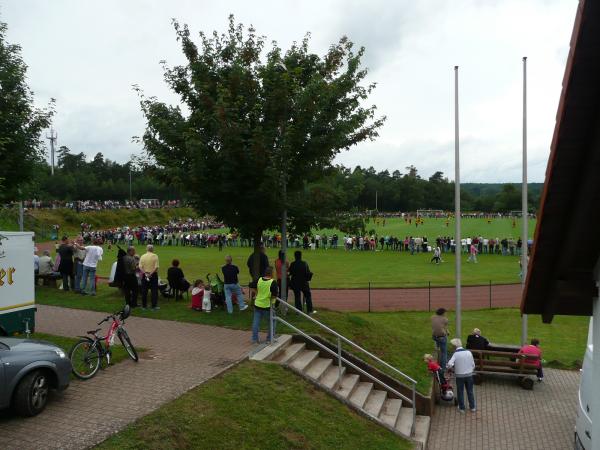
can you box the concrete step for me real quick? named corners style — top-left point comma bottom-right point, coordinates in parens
top-left (304, 357), bottom-right (333, 381)
top-left (379, 398), bottom-right (402, 428)
top-left (414, 415), bottom-right (431, 450)
top-left (321, 365), bottom-right (346, 390)
top-left (249, 334), bottom-right (292, 361)
top-left (395, 407), bottom-right (414, 438)
top-left (336, 373), bottom-right (360, 399)
top-left (363, 389), bottom-right (387, 418)
top-left (349, 382), bottom-right (374, 409)
top-left (289, 350), bottom-right (319, 372)
top-left (273, 343), bottom-right (305, 364)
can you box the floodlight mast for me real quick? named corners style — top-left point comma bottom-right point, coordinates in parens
top-left (46, 127), bottom-right (58, 176)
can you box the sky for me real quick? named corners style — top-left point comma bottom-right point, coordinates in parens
top-left (2, 0), bottom-right (578, 182)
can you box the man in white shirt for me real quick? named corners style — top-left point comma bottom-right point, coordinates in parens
top-left (447, 338), bottom-right (476, 413)
top-left (79, 239), bottom-right (104, 296)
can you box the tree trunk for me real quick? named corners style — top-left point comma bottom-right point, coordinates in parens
top-left (251, 230), bottom-right (263, 283)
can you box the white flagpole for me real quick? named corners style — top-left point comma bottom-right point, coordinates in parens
top-left (454, 65), bottom-right (462, 339)
top-left (521, 57), bottom-right (528, 345)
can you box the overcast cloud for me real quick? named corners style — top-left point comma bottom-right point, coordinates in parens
top-left (2, 0), bottom-right (577, 182)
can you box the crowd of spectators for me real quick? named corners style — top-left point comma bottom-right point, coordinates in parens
top-left (75, 215), bottom-right (532, 259)
top-left (7, 199), bottom-right (183, 211)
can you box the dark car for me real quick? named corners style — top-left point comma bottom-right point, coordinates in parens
top-left (0, 337), bottom-right (71, 416)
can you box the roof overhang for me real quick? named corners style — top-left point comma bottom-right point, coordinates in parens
top-left (521, 0), bottom-right (600, 323)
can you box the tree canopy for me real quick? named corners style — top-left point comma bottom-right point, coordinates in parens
top-left (22, 148), bottom-right (179, 201)
top-left (136, 16), bottom-right (385, 242)
top-left (326, 165), bottom-right (540, 213)
top-left (15, 150), bottom-right (541, 213)
top-left (0, 19), bottom-right (54, 201)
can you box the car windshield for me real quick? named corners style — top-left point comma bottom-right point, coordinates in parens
top-left (0, 341), bottom-right (8, 350)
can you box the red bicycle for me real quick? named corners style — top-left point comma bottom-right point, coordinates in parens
top-left (70, 305), bottom-right (138, 380)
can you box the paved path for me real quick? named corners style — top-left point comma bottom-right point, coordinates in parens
top-left (428, 368), bottom-right (579, 450)
top-left (0, 305), bottom-right (253, 450)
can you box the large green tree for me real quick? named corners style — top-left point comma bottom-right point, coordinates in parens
top-left (0, 19), bottom-right (54, 201)
top-left (136, 17), bottom-right (384, 251)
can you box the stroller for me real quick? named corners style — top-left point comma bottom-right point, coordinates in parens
top-left (206, 273), bottom-right (227, 309)
top-left (429, 366), bottom-right (455, 404)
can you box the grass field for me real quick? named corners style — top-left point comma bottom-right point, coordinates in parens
top-left (317, 216), bottom-right (536, 241)
top-left (1, 207), bottom-right (535, 241)
top-left (36, 285), bottom-right (587, 394)
top-left (96, 361), bottom-right (412, 450)
top-left (1, 206), bottom-right (534, 242)
top-left (2, 207), bottom-right (536, 287)
top-left (93, 243), bottom-right (523, 288)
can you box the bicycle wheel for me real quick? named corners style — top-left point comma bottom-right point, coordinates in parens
top-left (118, 329), bottom-right (139, 362)
top-left (70, 339), bottom-right (101, 379)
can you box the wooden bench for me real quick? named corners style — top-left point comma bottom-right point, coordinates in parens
top-left (36, 274), bottom-right (59, 288)
top-left (470, 348), bottom-right (540, 390)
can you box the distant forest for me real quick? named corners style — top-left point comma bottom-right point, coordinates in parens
top-left (24, 148), bottom-right (542, 213)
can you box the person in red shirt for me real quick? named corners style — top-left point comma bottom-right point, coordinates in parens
top-left (519, 338), bottom-right (543, 381)
top-left (425, 354), bottom-right (441, 371)
top-left (424, 354), bottom-right (446, 384)
top-left (190, 279), bottom-right (204, 311)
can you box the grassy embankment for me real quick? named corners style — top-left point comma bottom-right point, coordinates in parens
top-left (96, 361), bottom-right (413, 450)
top-left (0, 207), bottom-right (196, 239)
top-left (37, 286), bottom-right (587, 395)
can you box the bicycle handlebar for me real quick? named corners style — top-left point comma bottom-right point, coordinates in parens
top-left (97, 315), bottom-right (114, 325)
top-left (96, 309), bottom-right (125, 326)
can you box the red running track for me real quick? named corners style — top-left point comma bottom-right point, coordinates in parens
top-left (309, 283), bottom-right (522, 312)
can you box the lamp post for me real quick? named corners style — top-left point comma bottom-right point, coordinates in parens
top-left (521, 57), bottom-right (528, 345)
top-left (454, 65), bottom-right (462, 339)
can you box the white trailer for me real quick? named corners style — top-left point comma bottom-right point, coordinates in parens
top-left (575, 318), bottom-right (593, 449)
top-left (0, 232), bottom-right (35, 335)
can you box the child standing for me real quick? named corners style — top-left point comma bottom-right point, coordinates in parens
top-left (424, 354), bottom-right (446, 384)
top-left (468, 243), bottom-right (478, 263)
top-left (430, 246), bottom-right (442, 265)
top-left (202, 283), bottom-right (212, 313)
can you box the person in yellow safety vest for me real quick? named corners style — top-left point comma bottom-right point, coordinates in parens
top-left (251, 266), bottom-right (279, 344)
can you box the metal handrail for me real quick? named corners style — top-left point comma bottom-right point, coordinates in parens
top-left (273, 298), bottom-right (417, 385)
top-left (270, 299), bottom-right (417, 437)
top-left (276, 315), bottom-right (413, 405)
